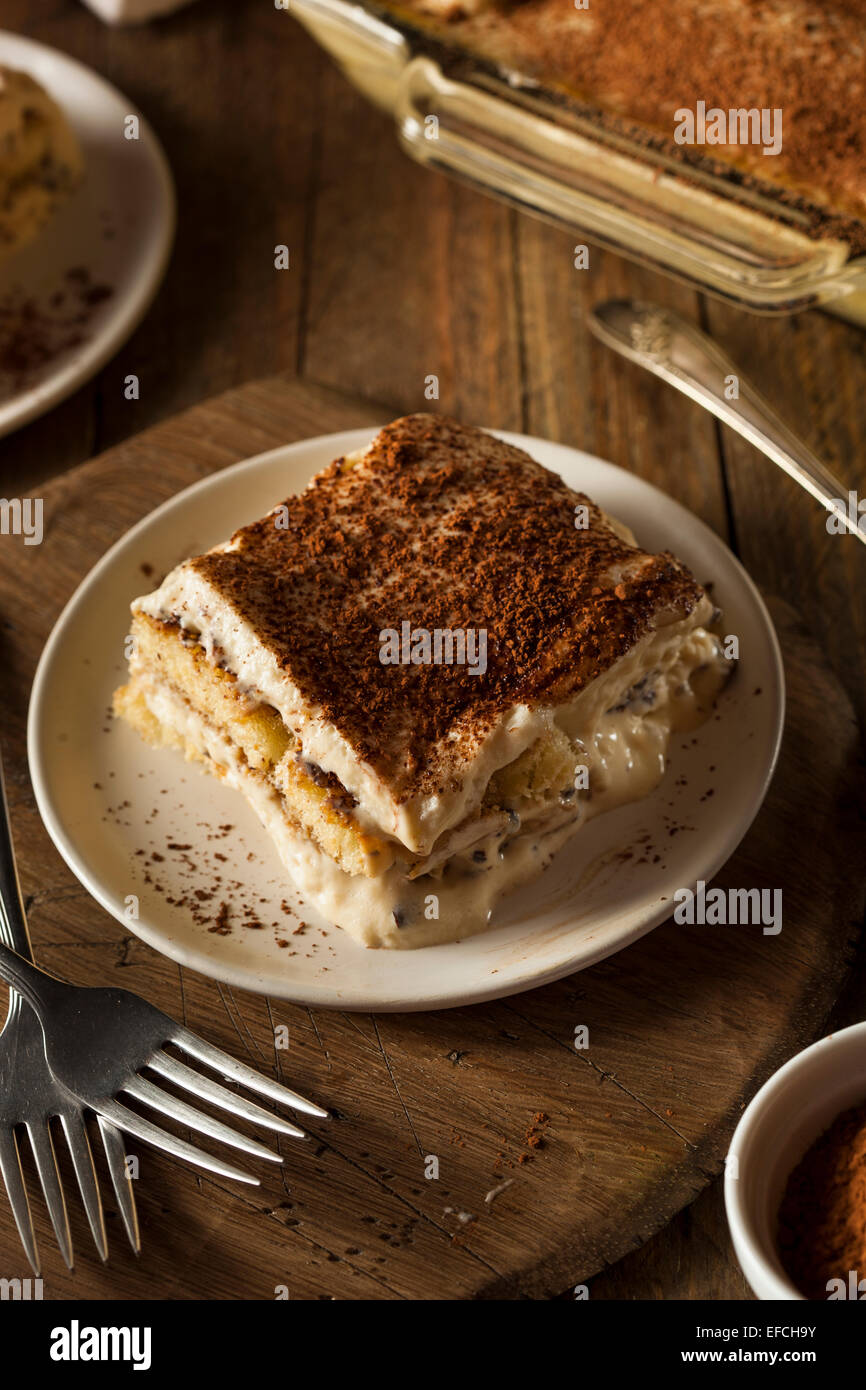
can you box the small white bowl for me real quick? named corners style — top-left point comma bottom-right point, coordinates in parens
top-left (725, 1021), bottom-right (866, 1300)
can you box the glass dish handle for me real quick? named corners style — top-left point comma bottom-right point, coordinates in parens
top-left (394, 55), bottom-right (850, 311)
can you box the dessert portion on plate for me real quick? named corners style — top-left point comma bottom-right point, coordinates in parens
top-left (114, 415), bottom-right (730, 949)
top-left (396, 0), bottom-right (866, 251)
top-left (0, 64), bottom-right (84, 262)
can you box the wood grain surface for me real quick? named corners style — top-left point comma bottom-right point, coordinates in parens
top-left (0, 375), bottom-right (862, 1301)
top-left (1, 0), bottom-right (865, 1299)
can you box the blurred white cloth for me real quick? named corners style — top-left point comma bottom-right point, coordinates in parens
top-left (80, 0), bottom-right (198, 21)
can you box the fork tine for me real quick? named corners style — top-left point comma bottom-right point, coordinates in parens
top-left (26, 1121), bottom-right (73, 1270)
top-left (59, 1112), bottom-right (107, 1263)
top-left (97, 1116), bottom-right (140, 1255)
top-left (123, 1075), bottom-right (283, 1163)
top-left (148, 1051), bottom-right (307, 1139)
top-left (171, 1027), bottom-right (329, 1118)
top-left (0, 1127), bottom-right (39, 1276)
top-left (97, 1098), bottom-right (260, 1186)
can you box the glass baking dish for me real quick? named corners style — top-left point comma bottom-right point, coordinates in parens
top-left (289, 0), bottom-right (866, 319)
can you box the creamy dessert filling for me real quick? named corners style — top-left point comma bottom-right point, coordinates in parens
top-left (114, 414), bottom-right (732, 950)
top-left (0, 65), bottom-right (84, 261)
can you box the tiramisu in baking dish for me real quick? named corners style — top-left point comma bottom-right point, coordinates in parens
top-left (114, 415), bottom-right (730, 949)
top-left (394, 0), bottom-right (866, 252)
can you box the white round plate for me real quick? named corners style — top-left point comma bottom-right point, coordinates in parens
top-left (0, 31), bottom-right (174, 437)
top-left (28, 428), bottom-right (784, 1010)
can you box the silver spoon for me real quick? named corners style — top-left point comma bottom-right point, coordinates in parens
top-left (589, 300), bottom-right (866, 546)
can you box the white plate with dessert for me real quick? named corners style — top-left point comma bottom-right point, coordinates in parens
top-left (28, 419), bottom-right (784, 1010)
top-left (0, 31), bottom-right (174, 437)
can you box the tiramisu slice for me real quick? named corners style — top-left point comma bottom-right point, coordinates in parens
top-left (114, 415), bottom-right (730, 949)
top-left (0, 65), bottom-right (84, 262)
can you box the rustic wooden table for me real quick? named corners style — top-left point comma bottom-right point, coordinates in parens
top-left (2, 0), bottom-right (865, 1299)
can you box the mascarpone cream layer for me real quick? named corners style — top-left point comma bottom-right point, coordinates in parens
top-left (138, 548), bottom-right (718, 858)
top-left (129, 621), bottom-right (724, 948)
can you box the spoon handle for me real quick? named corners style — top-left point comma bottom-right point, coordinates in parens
top-left (589, 300), bottom-right (865, 545)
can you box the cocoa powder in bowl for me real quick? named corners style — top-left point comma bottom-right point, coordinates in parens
top-left (777, 1098), bottom-right (866, 1299)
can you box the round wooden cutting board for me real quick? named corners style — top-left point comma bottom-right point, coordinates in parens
top-left (0, 376), bottom-right (862, 1300)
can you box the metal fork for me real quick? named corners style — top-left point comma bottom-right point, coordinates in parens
top-left (0, 759), bottom-right (327, 1272)
top-left (0, 938), bottom-right (327, 1189)
top-left (0, 756), bottom-right (139, 1274)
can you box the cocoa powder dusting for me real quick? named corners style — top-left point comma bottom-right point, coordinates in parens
top-left (208, 902), bottom-right (232, 936)
top-left (191, 415), bottom-right (704, 799)
top-left (0, 266), bottom-right (113, 396)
